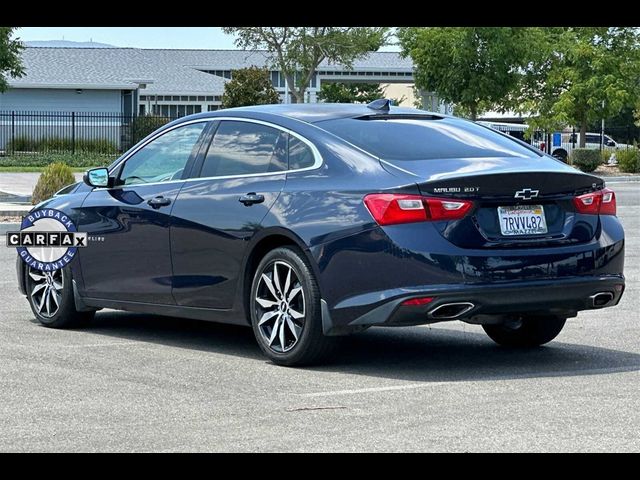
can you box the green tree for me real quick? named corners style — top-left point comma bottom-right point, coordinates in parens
top-left (521, 27), bottom-right (640, 147)
top-left (318, 82), bottom-right (385, 103)
top-left (398, 27), bottom-right (536, 120)
top-left (318, 82), bottom-right (405, 105)
top-left (0, 27), bottom-right (24, 92)
top-left (221, 66), bottom-right (280, 108)
top-left (222, 27), bottom-right (389, 104)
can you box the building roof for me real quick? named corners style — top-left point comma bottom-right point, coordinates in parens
top-left (9, 47), bottom-right (413, 96)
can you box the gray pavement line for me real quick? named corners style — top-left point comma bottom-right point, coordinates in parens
top-left (299, 382), bottom-right (449, 397)
top-left (285, 405), bottom-right (348, 412)
top-left (299, 366), bottom-right (640, 398)
top-left (56, 341), bottom-right (146, 348)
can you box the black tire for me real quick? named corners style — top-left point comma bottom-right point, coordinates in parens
top-left (482, 315), bottom-right (566, 348)
top-left (249, 246), bottom-right (335, 366)
top-left (24, 266), bottom-right (95, 329)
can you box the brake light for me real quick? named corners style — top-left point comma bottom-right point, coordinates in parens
top-left (573, 188), bottom-right (616, 216)
top-left (363, 194), bottom-right (474, 226)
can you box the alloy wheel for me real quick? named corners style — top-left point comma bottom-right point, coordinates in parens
top-left (255, 260), bottom-right (306, 353)
top-left (28, 268), bottom-right (63, 318)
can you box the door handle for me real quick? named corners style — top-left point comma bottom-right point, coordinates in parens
top-left (239, 192), bottom-right (265, 206)
top-left (147, 196), bottom-right (172, 209)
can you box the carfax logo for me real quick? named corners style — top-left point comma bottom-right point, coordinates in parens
top-left (6, 208), bottom-right (87, 271)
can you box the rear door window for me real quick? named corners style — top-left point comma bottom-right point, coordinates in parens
top-left (288, 135), bottom-right (316, 170)
top-left (200, 120), bottom-right (287, 177)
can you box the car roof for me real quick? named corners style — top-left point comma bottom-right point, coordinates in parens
top-left (187, 103), bottom-right (446, 124)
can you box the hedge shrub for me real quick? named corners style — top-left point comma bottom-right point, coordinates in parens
top-left (570, 148), bottom-right (602, 172)
top-left (132, 115), bottom-right (171, 143)
top-left (32, 162), bottom-right (77, 204)
top-left (7, 136), bottom-right (118, 155)
top-left (616, 148), bottom-right (640, 173)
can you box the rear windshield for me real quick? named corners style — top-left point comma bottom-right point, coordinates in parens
top-left (318, 117), bottom-right (539, 160)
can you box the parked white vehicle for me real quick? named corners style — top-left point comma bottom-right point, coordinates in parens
top-left (547, 132), bottom-right (633, 163)
top-left (479, 121), bottom-right (633, 164)
top-left (478, 121), bottom-right (529, 142)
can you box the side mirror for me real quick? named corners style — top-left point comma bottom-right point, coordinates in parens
top-left (606, 140), bottom-right (616, 147)
top-left (83, 167), bottom-right (110, 188)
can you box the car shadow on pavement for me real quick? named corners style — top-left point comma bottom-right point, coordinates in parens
top-left (315, 326), bottom-right (640, 383)
top-left (76, 311), bottom-right (266, 360)
top-left (69, 310), bottom-right (640, 383)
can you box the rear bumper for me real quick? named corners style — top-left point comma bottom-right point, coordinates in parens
top-left (321, 275), bottom-right (625, 335)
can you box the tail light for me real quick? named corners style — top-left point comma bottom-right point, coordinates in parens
top-left (600, 188), bottom-right (617, 215)
top-left (364, 194), bottom-right (474, 226)
top-left (573, 188), bottom-right (616, 216)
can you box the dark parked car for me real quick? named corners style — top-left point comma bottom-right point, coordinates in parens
top-left (16, 102), bottom-right (625, 366)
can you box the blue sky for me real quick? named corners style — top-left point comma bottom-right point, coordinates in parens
top-left (15, 27), bottom-right (400, 51)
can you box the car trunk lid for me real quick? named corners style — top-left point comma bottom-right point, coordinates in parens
top-left (381, 157), bottom-right (604, 248)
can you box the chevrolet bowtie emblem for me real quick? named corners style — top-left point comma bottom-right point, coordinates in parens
top-left (514, 188), bottom-right (540, 200)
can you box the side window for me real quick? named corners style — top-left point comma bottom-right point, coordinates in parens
top-left (586, 134), bottom-right (601, 144)
top-left (119, 122), bottom-right (206, 185)
top-left (200, 121), bottom-right (287, 177)
top-left (288, 135), bottom-right (316, 170)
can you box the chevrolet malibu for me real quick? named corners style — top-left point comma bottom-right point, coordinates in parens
top-left (16, 102), bottom-right (625, 366)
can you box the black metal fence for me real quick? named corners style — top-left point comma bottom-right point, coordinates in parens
top-left (0, 111), bottom-right (179, 157)
top-left (1, 110), bottom-right (638, 160)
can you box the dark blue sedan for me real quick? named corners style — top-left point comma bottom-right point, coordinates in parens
top-left (16, 101), bottom-right (625, 366)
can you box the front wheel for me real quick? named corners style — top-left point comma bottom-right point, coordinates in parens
top-left (25, 266), bottom-right (95, 328)
top-left (482, 315), bottom-right (566, 347)
top-left (250, 247), bottom-right (335, 366)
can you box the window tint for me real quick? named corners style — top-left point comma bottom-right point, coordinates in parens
top-left (200, 121), bottom-right (287, 177)
top-left (318, 117), bottom-right (539, 160)
top-left (586, 134), bottom-right (601, 144)
top-left (288, 135), bottom-right (316, 170)
top-left (119, 122), bottom-right (206, 185)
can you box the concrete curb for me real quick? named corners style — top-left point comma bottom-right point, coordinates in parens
top-left (0, 192), bottom-right (31, 203)
top-left (0, 212), bottom-right (28, 218)
top-left (0, 204), bottom-right (30, 217)
top-left (0, 223), bottom-right (21, 233)
top-left (598, 176), bottom-right (640, 183)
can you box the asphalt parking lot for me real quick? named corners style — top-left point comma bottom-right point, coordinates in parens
top-left (0, 183), bottom-right (638, 452)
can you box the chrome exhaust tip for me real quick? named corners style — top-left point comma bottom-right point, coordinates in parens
top-left (590, 292), bottom-right (614, 308)
top-left (428, 302), bottom-right (475, 319)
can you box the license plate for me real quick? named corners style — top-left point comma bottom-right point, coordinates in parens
top-left (498, 205), bottom-right (548, 236)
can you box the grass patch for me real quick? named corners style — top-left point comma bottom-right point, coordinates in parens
top-left (0, 153), bottom-right (114, 170)
top-left (0, 166), bottom-right (90, 172)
